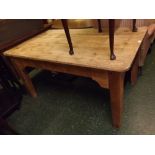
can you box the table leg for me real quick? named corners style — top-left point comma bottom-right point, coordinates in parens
top-left (109, 19), bottom-right (116, 60)
top-left (130, 52), bottom-right (139, 85)
top-left (11, 59), bottom-right (37, 97)
top-left (61, 19), bottom-right (74, 55)
top-left (97, 19), bottom-right (102, 32)
top-left (108, 71), bottom-right (125, 128)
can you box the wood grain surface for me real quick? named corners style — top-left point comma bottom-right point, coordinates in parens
top-left (4, 27), bottom-right (147, 72)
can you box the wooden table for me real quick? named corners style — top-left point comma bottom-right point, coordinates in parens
top-left (4, 27), bottom-right (147, 128)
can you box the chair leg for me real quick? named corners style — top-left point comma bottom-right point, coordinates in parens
top-left (109, 19), bottom-right (116, 60)
top-left (132, 19), bottom-right (138, 32)
top-left (97, 19), bottom-right (102, 32)
top-left (61, 19), bottom-right (74, 55)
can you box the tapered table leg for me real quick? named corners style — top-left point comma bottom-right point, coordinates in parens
top-left (109, 19), bottom-right (116, 60)
top-left (130, 52), bottom-right (139, 85)
top-left (11, 59), bottom-right (37, 98)
top-left (132, 19), bottom-right (138, 32)
top-left (97, 19), bottom-right (102, 32)
top-left (61, 19), bottom-right (74, 55)
top-left (108, 71), bottom-right (125, 128)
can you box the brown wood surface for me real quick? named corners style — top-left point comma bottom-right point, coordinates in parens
top-left (109, 71), bottom-right (125, 128)
top-left (4, 27), bottom-right (147, 72)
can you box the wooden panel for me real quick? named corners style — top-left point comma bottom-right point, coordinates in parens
top-left (4, 27), bottom-right (147, 72)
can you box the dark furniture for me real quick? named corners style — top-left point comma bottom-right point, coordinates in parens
top-left (0, 19), bottom-right (51, 134)
top-left (0, 56), bottom-right (22, 134)
top-left (0, 19), bottom-right (50, 52)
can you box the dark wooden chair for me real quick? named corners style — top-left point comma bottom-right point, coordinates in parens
top-left (133, 19), bottom-right (138, 32)
top-left (61, 19), bottom-right (116, 59)
top-left (61, 19), bottom-right (137, 60)
top-left (61, 19), bottom-right (103, 55)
